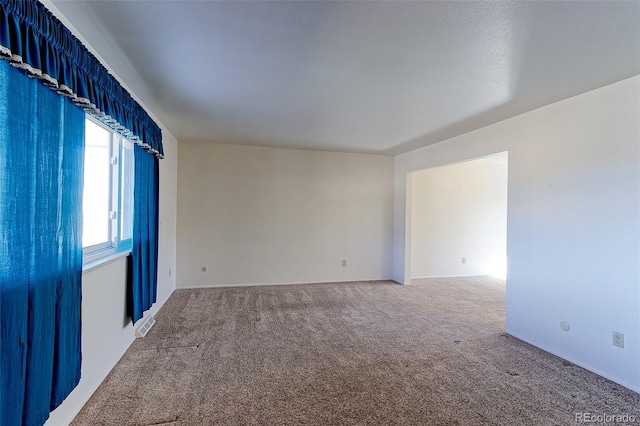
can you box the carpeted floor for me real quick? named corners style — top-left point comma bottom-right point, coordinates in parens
top-left (72, 277), bottom-right (639, 425)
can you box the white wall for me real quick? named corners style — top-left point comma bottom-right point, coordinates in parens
top-left (394, 76), bottom-right (640, 392)
top-left (177, 142), bottom-right (394, 287)
top-left (410, 155), bottom-right (508, 278)
top-left (45, 131), bottom-right (178, 426)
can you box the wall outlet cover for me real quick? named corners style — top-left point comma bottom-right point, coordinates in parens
top-left (612, 331), bottom-right (624, 348)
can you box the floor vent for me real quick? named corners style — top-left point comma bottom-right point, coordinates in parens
top-left (135, 316), bottom-right (156, 338)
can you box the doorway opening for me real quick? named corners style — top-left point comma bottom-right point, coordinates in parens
top-left (407, 152), bottom-right (508, 281)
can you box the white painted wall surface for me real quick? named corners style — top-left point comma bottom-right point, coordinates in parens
top-left (410, 156), bottom-right (508, 278)
top-left (45, 131), bottom-right (178, 426)
top-left (45, 258), bottom-right (133, 426)
top-left (177, 142), bottom-right (394, 287)
top-left (394, 76), bottom-right (640, 392)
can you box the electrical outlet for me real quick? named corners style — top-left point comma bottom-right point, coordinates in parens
top-left (462, 257), bottom-right (466, 264)
top-left (613, 331), bottom-right (624, 348)
top-left (342, 260), bottom-right (347, 267)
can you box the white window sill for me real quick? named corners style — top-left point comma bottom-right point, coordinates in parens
top-left (82, 250), bottom-right (131, 274)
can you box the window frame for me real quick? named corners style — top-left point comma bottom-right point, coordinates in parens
top-left (82, 115), bottom-right (134, 266)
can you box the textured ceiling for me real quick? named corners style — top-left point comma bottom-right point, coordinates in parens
top-left (49, 1), bottom-right (640, 155)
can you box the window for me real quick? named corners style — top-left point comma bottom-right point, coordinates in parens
top-left (82, 117), bottom-right (135, 263)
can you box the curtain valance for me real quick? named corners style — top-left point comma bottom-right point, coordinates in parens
top-left (0, 0), bottom-right (164, 158)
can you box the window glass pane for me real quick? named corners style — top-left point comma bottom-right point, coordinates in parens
top-left (83, 119), bottom-right (111, 248)
top-left (120, 139), bottom-right (134, 241)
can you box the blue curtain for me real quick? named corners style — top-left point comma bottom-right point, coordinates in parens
top-left (0, 0), bottom-right (163, 158)
top-left (0, 0), bottom-right (164, 421)
top-left (128, 144), bottom-right (160, 323)
top-left (0, 59), bottom-right (84, 426)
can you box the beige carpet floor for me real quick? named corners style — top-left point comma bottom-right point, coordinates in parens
top-left (72, 277), bottom-right (639, 425)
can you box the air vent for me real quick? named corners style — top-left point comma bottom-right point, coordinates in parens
top-left (135, 316), bottom-right (156, 338)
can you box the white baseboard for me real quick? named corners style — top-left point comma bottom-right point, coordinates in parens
top-left (178, 278), bottom-right (397, 289)
top-left (411, 274), bottom-right (486, 279)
